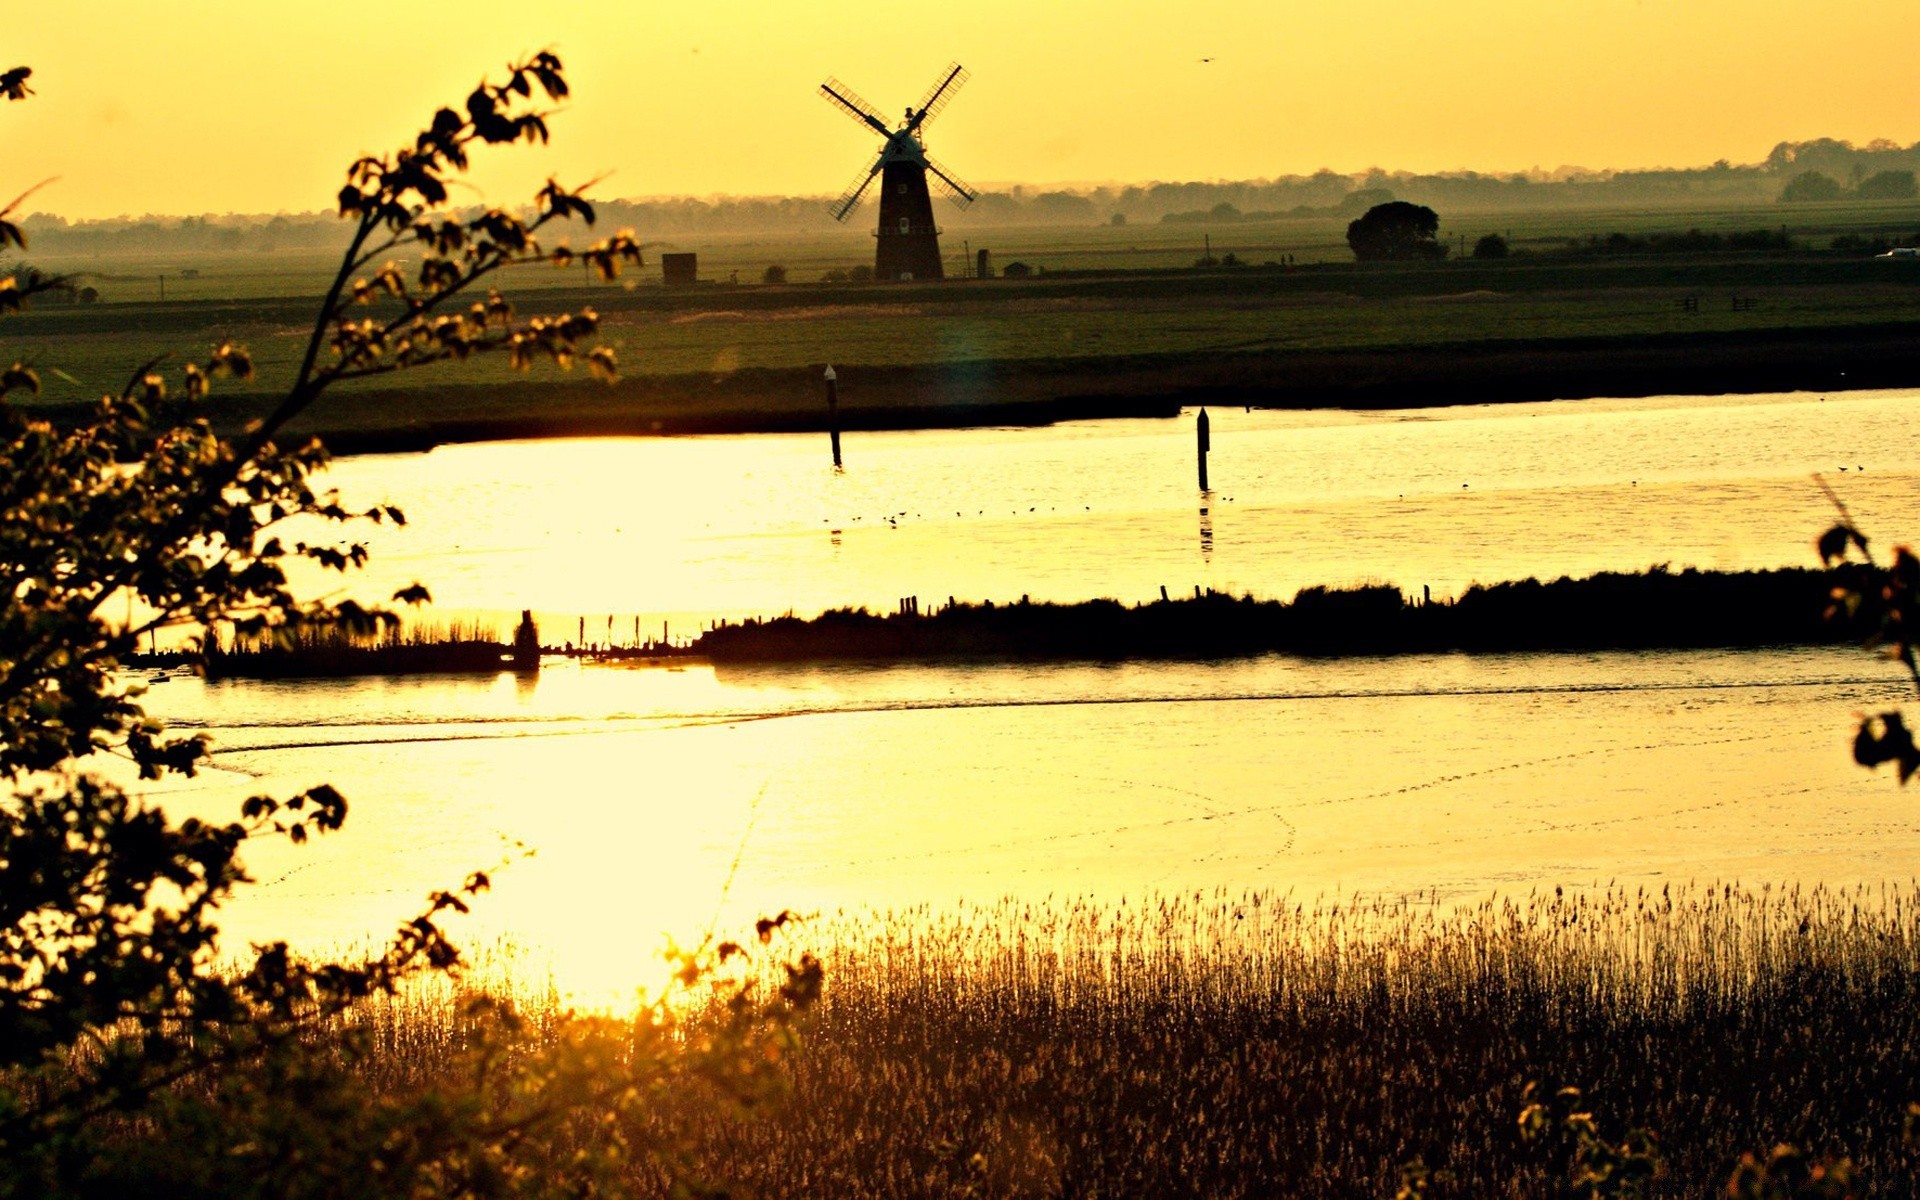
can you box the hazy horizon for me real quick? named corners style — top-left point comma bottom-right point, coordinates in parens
top-left (8, 0), bottom-right (1917, 222)
top-left (13, 134), bottom-right (1915, 226)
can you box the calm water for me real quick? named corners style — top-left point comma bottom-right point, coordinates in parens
top-left (129, 387), bottom-right (1920, 997)
top-left (298, 387), bottom-right (1920, 637)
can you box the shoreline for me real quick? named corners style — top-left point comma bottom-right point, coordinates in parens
top-left (144, 568), bottom-right (1853, 677)
top-left (55, 320), bottom-right (1916, 456)
top-left (689, 568), bottom-right (1845, 665)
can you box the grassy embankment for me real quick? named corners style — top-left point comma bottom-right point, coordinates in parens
top-left (179, 568), bottom-right (1846, 677)
top-left (693, 566), bottom-right (1841, 663)
top-left (349, 886), bottom-right (1920, 1196)
top-left (11, 199), bottom-right (1920, 453)
top-left (199, 619), bottom-right (515, 679)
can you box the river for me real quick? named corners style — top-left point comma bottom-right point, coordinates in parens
top-left (129, 387), bottom-right (1920, 998)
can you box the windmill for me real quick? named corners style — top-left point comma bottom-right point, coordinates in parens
top-left (820, 63), bottom-right (977, 281)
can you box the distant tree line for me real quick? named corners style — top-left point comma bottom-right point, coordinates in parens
top-left (1560, 227), bottom-right (1794, 256)
top-left (1779, 168), bottom-right (1917, 203)
top-left (17, 136), bottom-right (1920, 257)
top-left (19, 210), bottom-right (355, 255)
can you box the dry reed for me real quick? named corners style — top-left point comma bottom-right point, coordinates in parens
top-left (336, 885), bottom-right (1920, 1196)
top-left (715, 884), bottom-right (1920, 1196)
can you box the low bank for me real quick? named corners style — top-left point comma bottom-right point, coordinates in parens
top-left (135, 568), bottom-right (1853, 680)
top-left (691, 567), bottom-right (1846, 664)
top-left (110, 321), bottom-right (1920, 455)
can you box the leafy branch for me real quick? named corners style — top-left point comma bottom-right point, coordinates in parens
top-left (1815, 475), bottom-right (1920, 781)
top-left (0, 56), bottom-right (818, 1195)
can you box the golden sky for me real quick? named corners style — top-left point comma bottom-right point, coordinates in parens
top-left (8, 0), bottom-right (1918, 219)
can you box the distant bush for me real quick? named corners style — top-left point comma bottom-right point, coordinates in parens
top-left (1029, 191), bottom-right (1098, 223)
top-left (1108, 212), bottom-right (1127, 226)
top-left (1472, 233), bottom-right (1510, 259)
top-left (822, 268), bottom-right (849, 283)
top-left (1162, 201), bottom-right (1297, 226)
top-left (1563, 227), bottom-right (1791, 256)
top-left (761, 264), bottom-right (787, 284)
top-left (1856, 169), bottom-right (1918, 200)
top-left (1001, 261), bottom-right (1032, 279)
top-left (1346, 201), bottom-right (1446, 261)
top-left (1831, 233), bottom-right (1894, 252)
top-left (848, 264), bottom-right (874, 283)
top-left (1780, 170), bottom-right (1844, 202)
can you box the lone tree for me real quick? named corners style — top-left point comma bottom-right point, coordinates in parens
top-left (1856, 169), bottom-right (1918, 201)
top-left (1779, 170), bottom-right (1844, 203)
top-left (0, 57), bottom-right (816, 1197)
top-left (1346, 201), bottom-right (1448, 261)
top-left (1473, 232), bottom-right (1511, 260)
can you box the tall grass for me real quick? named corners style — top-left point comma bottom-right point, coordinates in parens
top-left (220, 618), bottom-right (502, 652)
top-left (326, 885), bottom-right (1920, 1195)
top-left (722, 886), bottom-right (1920, 1196)
top-left (204, 619), bottom-right (510, 679)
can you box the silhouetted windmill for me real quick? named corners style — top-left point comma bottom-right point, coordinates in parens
top-left (820, 63), bottom-right (977, 281)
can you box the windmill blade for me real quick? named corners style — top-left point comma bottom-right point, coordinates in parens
top-left (909, 63), bottom-right (969, 134)
top-left (925, 155), bottom-right (978, 208)
top-left (828, 158), bottom-right (884, 222)
top-left (820, 77), bottom-right (892, 136)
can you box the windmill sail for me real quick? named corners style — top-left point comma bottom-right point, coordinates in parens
top-left (829, 158), bottom-right (884, 222)
top-left (924, 154), bottom-right (977, 207)
top-left (819, 78), bottom-right (891, 135)
top-left (910, 63), bottom-right (969, 133)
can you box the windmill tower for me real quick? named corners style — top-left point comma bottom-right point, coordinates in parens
top-left (820, 63), bottom-right (978, 281)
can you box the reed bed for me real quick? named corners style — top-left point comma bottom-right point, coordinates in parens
top-left (695, 567), bottom-right (1842, 664)
top-left (328, 885), bottom-right (1920, 1196)
top-left (203, 619), bottom-right (511, 679)
top-left (710, 885), bottom-right (1920, 1197)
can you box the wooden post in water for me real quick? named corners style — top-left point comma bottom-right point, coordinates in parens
top-left (1196, 408), bottom-right (1211, 492)
top-left (511, 609), bottom-right (540, 672)
top-left (824, 365), bottom-right (842, 469)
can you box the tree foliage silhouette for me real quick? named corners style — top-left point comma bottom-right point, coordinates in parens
top-left (1346, 201), bottom-right (1447, 262)
top-left (1779, 170), bottom-right (1843, 203)
top-left (0, 57), bottom-right (816, 1199)
top-left (1816, 483), bottom-right (1920, 785)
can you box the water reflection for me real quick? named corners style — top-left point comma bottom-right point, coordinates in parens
top-left (295, 389), bottom-right (1920, 639)
top-left (123, 388), bottom-right (1920, 1000)
top-left (134, 645), bottom-right (1919, 1001)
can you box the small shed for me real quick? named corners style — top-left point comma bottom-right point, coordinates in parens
top-left (661, 253), bottom-right (698, 287)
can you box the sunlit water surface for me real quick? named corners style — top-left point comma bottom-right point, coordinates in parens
top-left (299, 387), bottom-right (1920, 634)
top-left (126, 388), bottom-right (1920, 999)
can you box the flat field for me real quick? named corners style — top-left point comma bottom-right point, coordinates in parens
top-left (10, 196), bottom-right (1920, 446)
